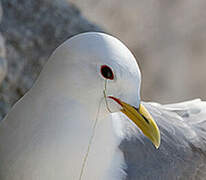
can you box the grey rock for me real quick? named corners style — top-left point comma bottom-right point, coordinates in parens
top-left (0, 2), bottom-right (7, 89)
top-left (0, 0), bottom-right (102, 118)
top-left (0, 2), bottom-right (2, 22)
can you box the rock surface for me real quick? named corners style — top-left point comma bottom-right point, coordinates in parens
top-left (0, 0), bottom-right (101, 119)
top-left (0, 2), bottom-right (7, 90)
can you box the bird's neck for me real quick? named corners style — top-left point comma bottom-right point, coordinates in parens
top-left (24, 86), bottom-right (124, 180)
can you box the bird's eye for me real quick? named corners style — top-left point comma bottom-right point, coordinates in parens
top-left (100, 65), bottom-right (114, 80)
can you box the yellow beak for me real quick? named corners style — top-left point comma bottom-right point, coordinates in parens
top-left (108, 97), bottom-right (161, 148)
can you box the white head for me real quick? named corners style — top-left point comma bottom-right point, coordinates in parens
top-left (37, 32), bottom-right (160, 148)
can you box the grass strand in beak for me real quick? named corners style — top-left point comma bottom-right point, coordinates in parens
top-left (103, 79), bottom-right (112, 113)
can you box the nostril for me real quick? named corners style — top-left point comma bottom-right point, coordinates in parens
top-left (133, 106), bottom-right (150, 124)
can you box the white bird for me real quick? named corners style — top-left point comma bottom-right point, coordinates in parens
top-left (0, 32), bottom-right (205, 180)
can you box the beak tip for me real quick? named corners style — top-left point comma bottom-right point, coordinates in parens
top-left (154, 141), bottom-right (160, 149)
top-left (153, 133), bottom-right (161, 149)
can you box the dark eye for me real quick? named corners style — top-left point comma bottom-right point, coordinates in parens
top-left (100, 65), bottom-right (114, 80)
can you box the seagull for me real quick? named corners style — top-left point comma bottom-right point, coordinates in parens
top-left (0, 32), bottom-right (205, 180)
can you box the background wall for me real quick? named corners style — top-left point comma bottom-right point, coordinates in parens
top-left (69, 0), bottom-right (206, 103)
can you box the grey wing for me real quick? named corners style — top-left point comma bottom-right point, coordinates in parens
top-left (117, 99), bottom-right (206, 180)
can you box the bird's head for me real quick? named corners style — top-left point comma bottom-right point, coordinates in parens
top-left (44, 32), bottom-right (160, 148)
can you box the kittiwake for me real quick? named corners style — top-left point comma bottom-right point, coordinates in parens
top-left (0, 32), bottom-right (205, 180)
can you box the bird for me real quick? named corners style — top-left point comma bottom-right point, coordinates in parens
top-left (0, 32), bottom-right (205, 180)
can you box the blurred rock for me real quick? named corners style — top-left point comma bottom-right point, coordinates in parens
top-left (0, 2), bottom-right (7, 89)
top-left (0, 34), bottom-right (7, 84)
top-left (0, 2), bottom-right (2, 22)
top-left (0, 0), bottom-right (101, 118)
